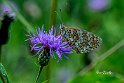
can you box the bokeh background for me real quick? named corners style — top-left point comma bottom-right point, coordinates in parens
top-left (0, 0), bottom-right (124, 83)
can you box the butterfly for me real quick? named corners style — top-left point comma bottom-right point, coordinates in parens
top-left (59, 24), bottom-right (102, 53)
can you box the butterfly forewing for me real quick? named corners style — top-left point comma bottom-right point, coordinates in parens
top-left (60, 25), bottom-right (102, 53)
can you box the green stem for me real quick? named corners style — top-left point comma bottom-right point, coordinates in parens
top-left (97, 39), bottom-right (124, 62)
top-left (47, 0), bottom-right (57, 83)
top-left (49, 0), bottom-right (57, 27)
top-left (36, 66), bottom-right (43, 83)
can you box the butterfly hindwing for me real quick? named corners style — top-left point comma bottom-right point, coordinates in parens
top-left (60, 25), bottom-right (102, 53)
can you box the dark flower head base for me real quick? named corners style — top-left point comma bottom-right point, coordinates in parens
top-left (28, 25), bottom-right (72, 60)
top-left (38, 48), bottom-right (50, 66)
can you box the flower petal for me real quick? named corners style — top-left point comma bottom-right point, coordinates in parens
top-left (35, 46), bottom-right (44, 55)
top-left (50, 48), bottom-right (55, 58)
top-left (56, 51), bottom-right (62, 59)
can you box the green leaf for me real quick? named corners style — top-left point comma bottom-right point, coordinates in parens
top-left (0, 63), bottom-right (9, 83)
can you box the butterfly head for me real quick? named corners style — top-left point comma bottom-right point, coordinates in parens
top-left (60, 24), bottom-right (65, 30)
top-left (60, 24), bottom-right (65, 35)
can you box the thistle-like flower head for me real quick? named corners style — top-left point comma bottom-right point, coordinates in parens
top-left (28, 25), bottom-right (72, 60)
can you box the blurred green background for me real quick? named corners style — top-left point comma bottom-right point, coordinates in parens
top-left (0, 0), bottom-right (124, 83)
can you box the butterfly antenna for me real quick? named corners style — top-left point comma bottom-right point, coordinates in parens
top-left (35, 66), bottom-right (43, 83)
top-left (54, 9), bottom-right (63, 24)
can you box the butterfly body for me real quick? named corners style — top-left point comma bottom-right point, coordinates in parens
top-left (60, 24), bottom-right (102, 53)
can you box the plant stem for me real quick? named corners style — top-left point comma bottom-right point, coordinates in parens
top-left (49, 0), bottom-right (57, 27)
top-left (47, 0), bottom-right (57, 83)
top-left (36, 66), bottom-right (43, 83)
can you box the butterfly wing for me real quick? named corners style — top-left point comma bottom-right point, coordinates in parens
top-left (62, 27), bottom-right (102, 53)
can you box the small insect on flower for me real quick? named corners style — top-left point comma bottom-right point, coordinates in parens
top-left (60, 24), bottom-right (102, 53)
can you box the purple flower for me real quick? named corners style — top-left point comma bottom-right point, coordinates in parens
top-left (87, 0), bottom-right (110, 11)
top-left (28, 25), bottom-right (72, 60)
top-left (1, 4), bottom-right (13, 14)
top-left (0, 2), bottom-right (16, 18)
